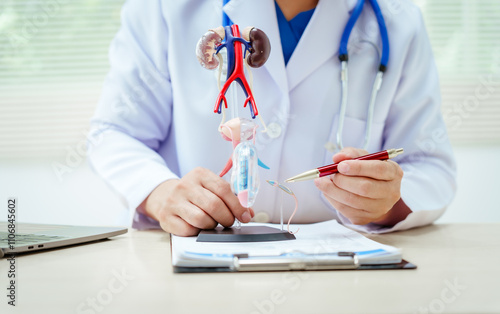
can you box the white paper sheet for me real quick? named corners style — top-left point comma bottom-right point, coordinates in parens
top-left (171, 219), bottom-right (401, 268)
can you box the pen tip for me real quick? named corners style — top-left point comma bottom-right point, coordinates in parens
top-left (387, 148), bottom-right (405, 159)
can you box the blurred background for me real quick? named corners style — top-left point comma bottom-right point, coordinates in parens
top-left (0, 0), bottom-right (499, 226)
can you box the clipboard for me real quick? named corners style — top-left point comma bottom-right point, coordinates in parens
top-left (173, 256), bottom-right (416, 273)
top-left (172, 248), bottom-right (417, 273)
top-left (170, 220), bottom-right (417, 273)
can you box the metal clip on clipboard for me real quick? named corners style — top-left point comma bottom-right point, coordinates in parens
top-left (232, 252), bottom-right (360, 272)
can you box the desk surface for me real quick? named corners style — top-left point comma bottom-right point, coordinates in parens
top-left (2, 223), bottom-right (500, 314)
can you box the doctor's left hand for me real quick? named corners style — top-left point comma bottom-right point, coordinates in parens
top-left (314, 147), bottom-right (410, 227)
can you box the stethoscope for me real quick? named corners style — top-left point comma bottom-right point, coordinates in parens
top-left (216, 0), bottom-right (389, 151)
top-left (337, 0), bottom-right (389, 150)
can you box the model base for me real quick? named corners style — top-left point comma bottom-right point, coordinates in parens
top-left (196, 225), bottom-right (296, 242)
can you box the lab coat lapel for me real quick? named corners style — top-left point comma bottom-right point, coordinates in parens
top-left (286, 0), bottom-right (351, 92)
top-left (221, 0), bottom-right (289, 95)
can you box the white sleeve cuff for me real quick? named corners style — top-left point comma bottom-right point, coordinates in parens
top-left (335, 206), bottom-right (446, 234)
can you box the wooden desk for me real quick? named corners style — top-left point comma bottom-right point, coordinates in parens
top-left (2, 224), bottom-right (499, 314)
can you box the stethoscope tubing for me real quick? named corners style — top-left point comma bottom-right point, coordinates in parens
top-left (337, 0), bottom-right (389, 151)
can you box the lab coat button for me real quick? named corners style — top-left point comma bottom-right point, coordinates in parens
top-left (266, 122), bottom-right (282, 139)
top-left (253, 212), bottom-right (270, 223)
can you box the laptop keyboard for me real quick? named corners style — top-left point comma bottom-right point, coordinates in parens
top-left (0, 232), bottom-right (66, 246)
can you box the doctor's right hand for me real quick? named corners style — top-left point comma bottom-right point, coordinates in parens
top-left (139, 167), bottom-right (254, 236)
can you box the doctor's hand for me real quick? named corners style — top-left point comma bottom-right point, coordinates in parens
top-left (140, 167), bottom-right (254, 236)
top-left (314, 147), bottom-right (411, 227)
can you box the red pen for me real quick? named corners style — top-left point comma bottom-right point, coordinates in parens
top-left (285, 148), bottom-right (404, 183)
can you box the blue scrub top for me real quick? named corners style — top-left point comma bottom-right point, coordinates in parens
top-left (275, 2), bottom-right (315, 65)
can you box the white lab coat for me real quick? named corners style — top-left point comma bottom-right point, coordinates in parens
top-left (88, 0), bottom-right (457, 233)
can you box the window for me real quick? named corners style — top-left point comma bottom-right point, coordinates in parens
top-left (0, 0), bottom-right (125, 158)
top-left (415, 0), bottom-right (500, 144)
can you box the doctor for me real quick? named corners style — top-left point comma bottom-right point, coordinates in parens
top-left (88, 0), bottom-right (456, 236)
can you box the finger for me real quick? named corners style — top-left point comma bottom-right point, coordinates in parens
top-left (159, 215), bottom-right (200, 237)
top-left (332, 147), bottom-right (368, 163)
top-left (337, 159), bottom-right (403, 181)
top-left (191, 187), bottom-right (235, 228)
top-left (323, 195), bottom-right (375, 225)
top-left (316, 177), bottom-right (391, 224)
top-left (315, 176), bottom-right (377, 211)
top-left (175, 202), bottom-right (218, 230)
top-left (314, 177), bottom-right (334, 195)
top-left (332, 174), bottom-right (393, 199)
top-left (199, 170), bottom-right (252, 223)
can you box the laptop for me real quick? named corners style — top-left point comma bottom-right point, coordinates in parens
top-left (0, 222), bottom-right (127, 258)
